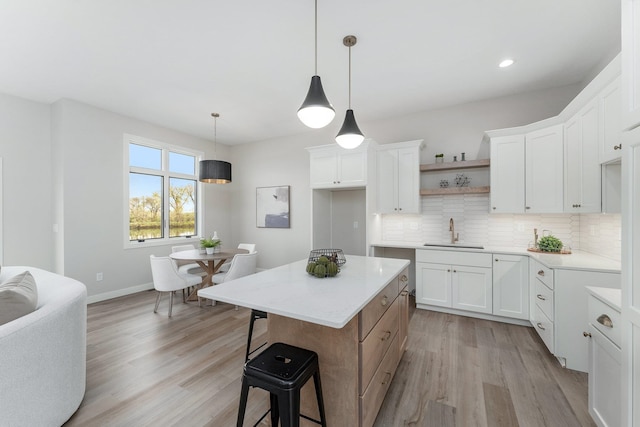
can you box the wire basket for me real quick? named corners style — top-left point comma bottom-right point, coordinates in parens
top-left (308, 249), bottom-right (346, 267)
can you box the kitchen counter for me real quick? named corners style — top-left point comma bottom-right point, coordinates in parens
top-left (197, 255), bottom-right (410, 328)
top-left (586, 286), bottom-right (622, 310)
top-left (371, 241), bottom-right (621, 273)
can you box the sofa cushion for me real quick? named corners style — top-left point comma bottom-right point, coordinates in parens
top-left (0, 271), bottom-right (38, 326)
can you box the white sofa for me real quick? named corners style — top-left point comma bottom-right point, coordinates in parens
top-left (0, 266), bottom-right (87, 427)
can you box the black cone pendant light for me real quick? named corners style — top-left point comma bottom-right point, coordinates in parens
top-left (335, 35), bottom-right (364, 149)
top-left (297, 0), bottom-right (335, 129)
top-left (199, 113), bottom-right (232, 184)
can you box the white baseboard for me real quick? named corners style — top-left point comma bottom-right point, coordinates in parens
top-left (87, 282), bottom-right (154, 304)
top-left (416, 303), bottom-right (532, 327)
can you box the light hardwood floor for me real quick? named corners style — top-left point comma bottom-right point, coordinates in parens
top-left (65, 290), bottom-right (594, 427)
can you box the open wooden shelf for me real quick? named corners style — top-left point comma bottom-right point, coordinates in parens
top-left (420, 158), bottom-right (490, 172)
top-left (420, 186), bottom-right (490, 196)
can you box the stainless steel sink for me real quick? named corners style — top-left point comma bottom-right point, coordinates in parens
top-left (423, 243), bottom-right (485, 250)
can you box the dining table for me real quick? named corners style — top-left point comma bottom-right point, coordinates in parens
top-left (169, 248), bottom-right (249, 301)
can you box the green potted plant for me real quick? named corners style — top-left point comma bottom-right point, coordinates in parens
top-left (435, 153), bottom-right (444, 164)
top-left (200, 238), bottom-right (221, 254)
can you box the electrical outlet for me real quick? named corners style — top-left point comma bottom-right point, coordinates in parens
top-left (96, 272), bottom-right (103, 281)
top-left (516, 222), bottom-right (525, 232)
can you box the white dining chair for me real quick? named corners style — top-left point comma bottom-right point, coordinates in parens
top-left (206, 252), bottom-right (258, 307)
top-left (171, 244), bottom-right (206, 276)
top-left (217, 243), bottom-right (257, 273)
top-left (150, 255), bottom-right (203, 317)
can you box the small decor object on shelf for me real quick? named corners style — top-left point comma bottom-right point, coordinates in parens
top-left (453, 155), bottom-right (457, 162)
top-left (461, 152), bottom-right (466, 161)
top-left (307, 249), bottom-right (346, 278)
top-left (439, 179), bottom-right (449, 188)
top-left (435, 153), bottom-right (444, 164)
top-left (454, 173), bottom-right (471, 187)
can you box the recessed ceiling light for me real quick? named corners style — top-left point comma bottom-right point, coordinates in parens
top-left (499, 59), bottom-right (515, 68)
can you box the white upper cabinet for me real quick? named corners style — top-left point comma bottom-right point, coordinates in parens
top-left (599, 77), bottom-right (623, 163)
top-left (375, 140), bottom-right (422, 214)
top-left (490, 125), bottom-right (564, 214)
top-left (564, 99), bottom-right (602, 213)
top-left (525, 125), bottom-right (564, 213)
top-left (308, 143), bottom-right (370, 189)
top-left (490, 135), bottom-right (525, 213)
top-left (622, 0), bottom-right (640, 130)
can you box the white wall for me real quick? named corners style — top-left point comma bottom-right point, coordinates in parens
top-left (51, 99), bottom-right (232, 300)
top-left (230, 84), bottom-right (582, 269)
top-left (0, 93), bottom-right (52, 268)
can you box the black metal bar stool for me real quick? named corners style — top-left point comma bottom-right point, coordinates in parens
top-left (237, 342), bottom-right (327, 427)
top-left (245, 309), bottom-right (268, 362)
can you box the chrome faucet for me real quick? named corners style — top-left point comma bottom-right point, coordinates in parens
top-left (449, 218), bottom-right (459, 244)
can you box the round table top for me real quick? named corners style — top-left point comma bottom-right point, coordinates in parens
top-left (169, 248), bottom-right (249, 261)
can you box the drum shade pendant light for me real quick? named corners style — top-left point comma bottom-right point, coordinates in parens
top-left (199, 113), bottom-right (232, 184)
top-left (335, 35), bottom-right (364, 149)
top-left (297, 0), bottom-right (335, 129)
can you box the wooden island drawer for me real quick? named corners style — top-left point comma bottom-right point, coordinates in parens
top-left (360, 334), bottom-right (400, 427)
top-left (359, 278), bottom-right (399, 340)
top-left (359, 297), bottom-right (399, 393)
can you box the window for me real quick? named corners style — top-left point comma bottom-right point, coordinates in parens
top-left (125, 135), bottom-right (202, 246)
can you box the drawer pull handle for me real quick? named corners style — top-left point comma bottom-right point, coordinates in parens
top-left (380, 296), bottom-right (388, 306)
top-left (614, 144), bottom-right (622, 150)
top-left (597, 314), bottom-right (613, 328)
top-left (583, 331), bottom-right (592, 338)
top-left (380, 330), bottom-right (392, 341)
top-left (537, 270), bottom-right (545, 276)
top-left (536, 323), bottom-right (545, 331)
top-left (400, 275), bottom-right (408, 282)
top-left (536, 294), bottom-right (546, 301)
top-left (400, 291), bottom-right (408, 297)
top-left (381, 371), bottom-right (392, 385)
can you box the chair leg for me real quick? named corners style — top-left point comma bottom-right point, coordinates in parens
top-left (245, 312), bottom-right (257, 362)
top-left (270, 393), bottom-right (279, 426)
top-left (278, 390), bottom-right (299, 427)
top-left (313, 371), bottom-right (327, 427)
top-left (154, 292), bottom-right (162, 313)
top-left (168, 292), bottom-right (174, 317)
top-left (236, 376), bottom-right (250, 427)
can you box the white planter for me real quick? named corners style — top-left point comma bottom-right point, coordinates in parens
top-left (205, 247), bottom-right (214, 255)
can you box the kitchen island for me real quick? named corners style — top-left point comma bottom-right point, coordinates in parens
top-left (198, 255), bottom-right (410, 427)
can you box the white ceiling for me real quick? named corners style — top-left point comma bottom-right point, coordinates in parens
top-left (0, 1), bottom-right (620, 145)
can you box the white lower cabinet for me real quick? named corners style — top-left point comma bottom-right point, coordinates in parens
top-left (586, 289), bottom-right (621, 427)
top-left (416, 250), bottom-right (492, 315)
top-left (492, 254), bottom-right (529, 320)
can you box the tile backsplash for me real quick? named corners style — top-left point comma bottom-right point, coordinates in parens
top-left (380, 194), bottom-right (621, 261)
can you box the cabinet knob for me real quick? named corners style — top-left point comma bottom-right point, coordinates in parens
top-left (495, 259), bottom-right (499, 262)
top-left (536, 323), bottom-right (545, 331)
top-left (453, 269), bottom-right (457, 273)
top-left (583, 331), bottom-right (592, 338)
top-left (614, 144), bottom-right (622, 150)
top-left (536, 294), bottom-right (546, 301)
top-left (597, 314), bottom-right (613, 328)
top-left (394, 208), bottom-right (398, 211)
top-left (399, 207), bottom-right (402, 211)
top-left (492, 207), bottom-right (496, 210)
top-left (538, 270), bottom-right (545, 276)
top-left (447, 269), bottom-right (451, 272)
top-left (525, 206), bottom-right (531, 210)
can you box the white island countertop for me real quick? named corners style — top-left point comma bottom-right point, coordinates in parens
top-left (197, 255), bottom-right (410, 329)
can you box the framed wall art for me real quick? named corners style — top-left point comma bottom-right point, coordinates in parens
top-left (256, 185), bottom-right (290, 228)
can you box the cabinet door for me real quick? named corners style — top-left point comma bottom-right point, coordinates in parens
top-left (415, 262), bottom-right (451, 308)
top-left (564, 101), bottom-right (601, 213)
top-left (622, 0), bottom-right (640, 130)
top-left (451, 265), bottom-right (492, 314)
top-left (310, 151), bottom-right (338, 188)
top-left (376, 149), bottom-right (398, 213)
top-left (492, 254), bottom-right (529, 320)
top-left (490, 135), bottom-right (525, 213)
top-left (599, 77), bottom-right (622, 163)
top-left (622, 125), bottom-right (640, 426)
top-left (396, 148), bottom-right (420, 214)
top-left (588, 325), bottom-right (622, 427)
top-left (338, 150), bottom-right (367, 187)
top-left (525, 125), bottom-right (564, 213)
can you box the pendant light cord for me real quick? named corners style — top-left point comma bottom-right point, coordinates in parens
top-left (348, 44), bottom-right (352, 108)
top-left (314, 0), bottom-right (318, 75)
top-left (211, 112), bottom-right (219, 156)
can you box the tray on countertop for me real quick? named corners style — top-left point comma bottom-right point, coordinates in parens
top-left (527, 248), bottom-right (572, 255)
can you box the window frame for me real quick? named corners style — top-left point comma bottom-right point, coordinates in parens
top-left (123, 134), bottom-right (204, 249)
